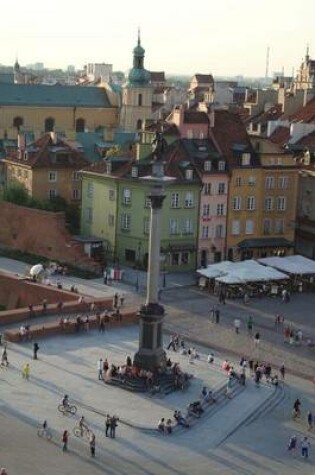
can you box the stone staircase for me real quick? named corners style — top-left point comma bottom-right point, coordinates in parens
top-left (105, 371), bottom-right (184, 395)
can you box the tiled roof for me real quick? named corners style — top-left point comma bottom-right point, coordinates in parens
top-left (269, 126), bottom-right (290, 145)
top-left (212, 110), bottom-right (258, 166)
top-left (183, 111), bottom-right (209, 124)
top-left (6, 133), bottom-right (89, 168)
top-left (0, 83), bottom-right (111, 107)
top-left (296, 130), bottom-right (315, 147)
top-left (288, 97), bottom-right (315, 123)
top-left (250, 105), bottom-right (282, 125)
top-left (150, 72), bottom-right (165, 82)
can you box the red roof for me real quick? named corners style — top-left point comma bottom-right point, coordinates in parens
top-left (269, 126), bottom-right (290, 146)
top-left (183, 111), bottom-right (209, 124)
top-left (289, 97), bottom-right (315, 123)
top-left (296, 129), bottom-right (315, 147)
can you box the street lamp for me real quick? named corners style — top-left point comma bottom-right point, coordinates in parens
top-left (135, 241), bottom-right (141, 292)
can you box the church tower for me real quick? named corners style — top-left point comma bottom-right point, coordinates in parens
top-left (120, 31), bottom-right (153, 132)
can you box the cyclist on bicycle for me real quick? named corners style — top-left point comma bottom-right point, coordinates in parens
top-left (62, 394), bottom-right (69, 408)
top-left (79, 416), bottom-right (88, 436)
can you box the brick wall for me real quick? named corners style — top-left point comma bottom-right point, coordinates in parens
top-left (0, 202), bottom-right (100, 272)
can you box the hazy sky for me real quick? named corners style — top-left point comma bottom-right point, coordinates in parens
top-left (2, 0), bottom-right (314, 77)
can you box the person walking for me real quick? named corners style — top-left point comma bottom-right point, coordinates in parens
top-left (254, 332), bottom-right (260, 348)
top-left (307, 411), bottom-right (313, 431)
top-left (215, 308), bottom-right (220, 324)
top-left (89, 433), bottom-right (96, 457)
top-left (280, 363), bottom-right (285, 380)
top-left (301, 436), bottom-right (310, 458)
top-left (105, 414), bottom-right (111, 437)
top-left (33, 342), bottom-right (40, 360)
top-left (110, 415), bottom-right (118, 438)
top-left (247, 316), bottom-right (253, 335)
top-left (62, 430), bottom-right (69, 452)
top-left (22, 363), bottom-right (30, 380)
top-left (287, 434), bottom-right (297, 454)
top-left (97, 358), bottom-right (103, 380)
top-left (1, 345), bottom-right (9, 367)
top-left (234, 318), bottom-right (241, 334)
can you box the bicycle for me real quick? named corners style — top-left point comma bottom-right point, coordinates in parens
top-left (73, 424), bottom-right (93, 441)
top-left (37, 427), bottom-right (53, 441)
top-left (58, 403), bottom-right (77, 416)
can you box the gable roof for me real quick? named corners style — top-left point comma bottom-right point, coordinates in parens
top-left (269, 126), bottom-right (290, 146)
top-left (183, 110), bottom-right (209, 124)
top-left (6, 133), bottom-right (89, 168)
top-left (0, 83), bottom-right (111, 108)
top-left (288, 97), bottom-right (315, 123)
top-left (193, 74), bottom-right (214, 84)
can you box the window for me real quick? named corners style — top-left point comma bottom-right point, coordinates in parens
top-left (232, 196), bottom-right (242, 211)
top-left (231, 220), bottom-right (240, 235)
top-left (171, 252), bottom-right (180, 265)
top-left (242, 153), bottom-right (251, 166)
top-left (247, 196), bottom-right (256, 210)
top-left (274, 219), bottom-right (285, 234)
top-left (169, 218), bottom-right (178, 235)
top-left (144, 194), bottom-right (151, 208)
top-left (187, 129), bottom-right (193, 139)
top-left (202, 203), bottom-right (210, 217)
top-left (181, 252), bottom-right (189, 265)
top-left (202, 226), bottom-right (209, 239)
top-left (72, 189), bottom-right (80, 200)
top-left (235, 176), bottom-right (242, 186)
top-left (204, 183), bottom-right (211, 195)
top-left (122, 188), bottom-right (131, 205)
top-left (171, 192), bottom-right (180, 208)
top-left (263, 219), bottom-right (272, 235)
top-left (108, 214), bottom-right (115, 226)
top-left (45, 117), bottom-right (55, 132)
top-left (216, 203), bottom-right (225, 216)
top-left (86, 207), bottom-right (93, 224)
top-left (131, 166), bottom-right (138, 178)
top-left (265, 176), bottom-right (274, 189)
top-left (48, 171), bottom-right (57, 182)
top-left (73, 171), bottom-right (80, 181)
top-left (218, 160), bottom-right (225, 171)
top-left (109, 189), bottom-right (115, 201)
top-left (218, 183), bottom-right (226, 195)
top-left (87, 183), bottom-right (94, 198)
top-left (138, 94), bottom-right (142, 106)
top-left (215, 224), bottom-right (224, 238)
top-left (75, 118), bottom-right (85, 133)
top-left (245, 219), bottom-right (254, 234)
top-left (184, 192), bottom-right (194, 208)
top-left (264, 197), bottom-right (273, 211)
top-left (136, 119), bottom-right (142, 130)
top-left (277, 196), bottom-right (286, 211)
top-left (204, 161), bottom-right (212, 171)
top-left (106, 162), bottom-right (112, 174)
top-left (121, 213), bottom-right (131, 230)
top-left (278, 176), bottom-right (288, 189)
top-left (183, 218), bottom-right (193, 234)
top-left (185, 169), bottom-right (193, 180)
top-left (143, 217), bottom-right (150, 234)
top-left (248, 176), bottom-right (256, 186)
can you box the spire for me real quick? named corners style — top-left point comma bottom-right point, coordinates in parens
top-left (138, 27), bottom-right (141, 46)
top-left (306, 43), bottom-right (310, 62)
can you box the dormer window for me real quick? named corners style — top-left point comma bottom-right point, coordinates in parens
top-left (242, 153), bottom-right (251, 166)
top-left (204, 161), bottom-right (212, 171)
top-left (24, 151), bottom-right (28, 160)
top-left (185, 169), bottom-right (193, 180)
top-left (218, 160), bottom-right (225, 171)
top-left (131, 166), bottom-right (138, 178)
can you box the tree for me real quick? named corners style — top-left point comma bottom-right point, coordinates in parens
top-left (3, 184), bottom-right (30, 206)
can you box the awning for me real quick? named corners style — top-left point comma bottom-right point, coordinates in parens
top-left (169, 244), bottom-right (196, 252)
top-left (238, 237), bottom-right (294, 249)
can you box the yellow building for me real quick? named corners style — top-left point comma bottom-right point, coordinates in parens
top-left (3, 132), bottom-right (89, 204)
top-left (0, 82), bottom-right (118, 141)
top-left (226, 152), bottom-right (299, 260)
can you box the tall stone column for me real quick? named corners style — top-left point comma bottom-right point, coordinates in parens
top-left (133, 185), bottom-right (167, 370)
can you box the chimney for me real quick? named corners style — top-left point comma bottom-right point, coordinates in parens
top-left (50, 131), bottom-right (57, 144)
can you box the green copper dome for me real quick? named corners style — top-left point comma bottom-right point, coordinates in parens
top-left (133, 43), bottom-right (145, 55)
top-left (127, 32), bottom-right (151, 87)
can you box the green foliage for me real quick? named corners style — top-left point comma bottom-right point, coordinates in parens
top-left (3, 184), bottom-right (30, 206)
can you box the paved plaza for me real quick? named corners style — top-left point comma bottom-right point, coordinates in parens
top-left (0, 258), bottom-right (315, 473)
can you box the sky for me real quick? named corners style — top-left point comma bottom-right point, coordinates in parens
top-left (2, 0), bottom-right (314, 78)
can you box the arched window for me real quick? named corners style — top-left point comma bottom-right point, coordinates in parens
top-left (136, 119), bottom-right (142, 130)
top-left (45, 117), bottom-right (55, 132)
top-left (13, 116), bottom-right (24, 130)
top-left (76, 118), bottom-right (85, 132)
top-left (138, 94), bottom-right (142, 106)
